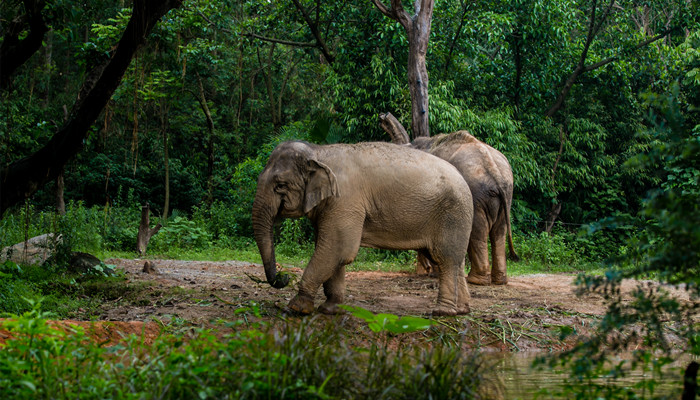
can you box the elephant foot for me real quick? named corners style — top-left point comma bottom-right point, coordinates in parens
top-left (287, 294), bottom-right (315, 315)
top-left (317, 301), bottom-right (342, 315)
top-left (491, 277), bottom-right (508, 285)
top-left (467, 273), bottom-right (491, 286)
top-left (432, 304), bottom-right (470, 316)
top-left (432, 306), bottom-right (457, 317)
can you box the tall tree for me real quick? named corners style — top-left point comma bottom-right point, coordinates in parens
top-left (370, 0), bottom-right (434, 138)
top-left (0, 0), bottom-right (48, 90)
top-left (0, 0), bottom-right (183, 216)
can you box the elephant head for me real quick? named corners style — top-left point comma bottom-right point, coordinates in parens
top-left (251, 141), bottom-right (339, 289)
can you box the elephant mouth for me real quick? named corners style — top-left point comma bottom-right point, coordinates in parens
top-left (279, 195), bottom-right (302, 216)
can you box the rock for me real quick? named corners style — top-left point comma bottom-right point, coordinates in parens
top-left (0, 233), bottom-right (62, 266)
top-left (68, 252), bottom-right (105, 274)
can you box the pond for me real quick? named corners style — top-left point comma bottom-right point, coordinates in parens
top-left (492, 351), bottom-right (693, 399)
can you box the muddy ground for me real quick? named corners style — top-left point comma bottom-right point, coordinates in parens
top-left (40, 258), bottom-right (681, 351)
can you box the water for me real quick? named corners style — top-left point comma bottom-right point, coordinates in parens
top-left (489, 351), bottom-right (693, 399)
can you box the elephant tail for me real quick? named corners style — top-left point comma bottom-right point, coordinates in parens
top-left (506, 210), bottom-right (519, 262)
top-left (500, 186), bottom-right (520, 262)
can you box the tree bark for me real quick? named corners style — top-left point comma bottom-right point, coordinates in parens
top-left (370, 0), bottom-right (434, 139)
top-left (137, 203), bottom-right (162, 255)
top-left (0, 0), bottom-right (182, 216)
top-left (258, 44), bottom-right (280, 128)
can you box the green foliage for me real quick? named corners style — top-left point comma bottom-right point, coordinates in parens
top-left (544, 82), bottom-right (700, 397)
top-left (276, 218), bottom-right (314, 258)
top-left (150, 215), bottom-right (212, 252)
top-left (0, 257), bottom-right (129, 318)
top-left (341, 305), bottom-right (433, 334)
top-left (0, 308), bottom-right (496, 399)
top-left (0, 262), bottom-right (37, 315)
top-left (516, 231), bottom-right (581, 268)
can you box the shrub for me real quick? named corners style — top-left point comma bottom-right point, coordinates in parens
top-left (516, 230), bottom-right (581, 268)
top-left (149, 216), bottom-right (212, 252)
top-left (0, 309), bottom-right (499, 399)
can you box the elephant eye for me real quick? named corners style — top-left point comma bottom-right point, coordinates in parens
top-left (275, 183), bottom-right (288, 192)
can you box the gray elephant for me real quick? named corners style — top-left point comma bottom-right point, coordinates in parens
top-left (252, 141), bottom-right (473, 316)
top-left (412, 131), bottom-right (518, 285)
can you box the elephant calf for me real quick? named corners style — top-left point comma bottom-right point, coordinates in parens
top-left (252, 141), bottom-right (473, 316)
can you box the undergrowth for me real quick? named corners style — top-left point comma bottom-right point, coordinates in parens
top-left (0, 304), bottom-right (501, 399)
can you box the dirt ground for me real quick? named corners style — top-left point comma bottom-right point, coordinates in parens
top-left (96, 259), bottom-right (692, 349)
top-left (2, 258), bottom-right (692, 350)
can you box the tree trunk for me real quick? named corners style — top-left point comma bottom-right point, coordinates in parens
top-left (370, 0), bottom-right (434, 139)
top-left (160, 102), bottom-right (170, 221)
top-left (0, 0), bottom-right (182, 216)
top-left (55, 169), bottom-right (65, 215)
top-left (407, 30), bottom-right (430, 139)
top-left (544, 202), bottom-right (562, 234)
top-left (378, 112), bottom-right (410, 144)
top-left (194, 73), bottom-right (215, 208)
top-left (137, 203), bottom-right (162, 255)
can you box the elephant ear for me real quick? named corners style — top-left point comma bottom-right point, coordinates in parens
top-left (304, 159), bottom-right (339, 213)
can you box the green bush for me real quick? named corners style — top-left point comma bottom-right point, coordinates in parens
top-left (149, 215), bottom-right (212, 252)
top-left (0, 308), bottom-right (499, 399)
top-left (276, 218), bottom-right (314, 258)
top-left (192, 201), bottom-right (242, 247)
top-left (516, 230), bottom-right (582, 268)
top-left (0, 262), bottom-right (38, 315)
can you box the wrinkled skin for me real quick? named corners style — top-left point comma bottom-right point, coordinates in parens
top-left (412, 131), bottom-right (518, 285)
top-left (252, 141), bottom-right (473, 316)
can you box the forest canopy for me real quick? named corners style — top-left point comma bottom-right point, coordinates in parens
top-left (1, 0), bottom-right (698, 238)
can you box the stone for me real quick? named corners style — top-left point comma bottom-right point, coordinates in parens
top-left (0, 233), bottom-right (62, 265)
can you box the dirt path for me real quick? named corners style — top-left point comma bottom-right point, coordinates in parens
top-left (52, 258), bottom-right (679, 351)
top-left (3, 259), bottom-right (688, 350)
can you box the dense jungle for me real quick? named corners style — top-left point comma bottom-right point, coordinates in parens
top-left (0, 0), bottom-right (699, 398)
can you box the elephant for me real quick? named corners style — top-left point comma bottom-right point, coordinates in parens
top-left (411, 131), bottom-right (518, 285)
top-left (252, 141), bottom-right (473, 316)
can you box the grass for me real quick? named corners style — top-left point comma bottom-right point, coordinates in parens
top-left (100, 241), bottom-right (604, 277)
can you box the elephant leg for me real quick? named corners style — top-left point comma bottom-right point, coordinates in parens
top-left (416, 251), bottom-right (438, 277)
top-left (466, 211), bottom-right (492, 285)
top-left (490, 214), bottom-right (508, 285)
top-left (431, 248), bottom-right (471, 316)
top-left (288, 222), bottom-right (360, 315)
top-left (415, 252), bottom-right (430, 275)
top-left (318, 264), bottom-right (346, 315)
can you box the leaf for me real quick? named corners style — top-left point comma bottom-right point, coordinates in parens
top-left (340, 305), bottom-right (432, 333)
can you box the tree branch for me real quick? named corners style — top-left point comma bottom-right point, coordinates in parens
top-left (290, 0), bottom-right (335, 63)
top-left (369, 0), bottom-right (393, 19)
top-left (244, 32), bottom-right (316, 48)
top-left (370, 0), bottom-right (411, 31)
top-left (583, 30), bottom-right (673, 73)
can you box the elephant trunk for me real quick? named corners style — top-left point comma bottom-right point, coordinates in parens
top-left (252, 188), bottom-right (289, 289)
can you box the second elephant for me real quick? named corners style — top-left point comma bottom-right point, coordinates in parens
top-left (412, 131), bottom-right (518, 285)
